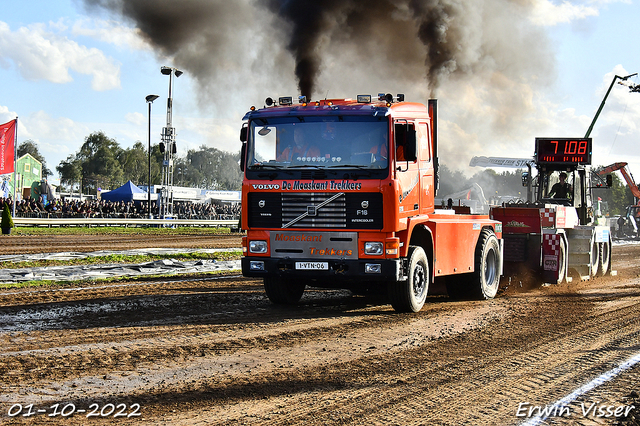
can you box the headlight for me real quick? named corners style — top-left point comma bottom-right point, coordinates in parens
top-left (364, 242), bottom-right (384, 255)
top-left (365, 263), bottom-right (382, 274)
top-left (249, 240), bottom-right (268, 254)
top-left (250, 261), bottom-right (265, 271)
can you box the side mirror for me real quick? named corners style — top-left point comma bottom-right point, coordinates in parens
top-left (606, 174), bottom-right (613, 187)
top-left (521, 171), bottom-right (529, 187)
top-left (240, 125), bottom-right (248, 142)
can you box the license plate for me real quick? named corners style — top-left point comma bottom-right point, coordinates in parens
top-left (295, 262), bottom-right (329, 270)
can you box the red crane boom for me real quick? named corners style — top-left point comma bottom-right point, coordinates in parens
top-left (598, 162), bottom-right (640, 202)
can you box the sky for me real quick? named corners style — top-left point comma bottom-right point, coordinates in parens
top-left (1, 0), bottom-right (640, 189)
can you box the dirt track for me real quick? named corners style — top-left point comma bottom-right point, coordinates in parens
top-left (1, 235), bottom-right (639, 425)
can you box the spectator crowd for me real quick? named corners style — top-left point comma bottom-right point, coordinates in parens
top-left (0, 196), bottom-right (240, 220)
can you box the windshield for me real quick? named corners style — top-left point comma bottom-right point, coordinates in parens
top-left (538, 170), bottom-right (576, 206)
top-left (247, 116), bottom-right (389, 171)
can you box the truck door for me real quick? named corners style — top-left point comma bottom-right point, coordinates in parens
top-left (394, 121), bottom-right (420, 217)
top-left (417, 121), bottom-right (434, 214)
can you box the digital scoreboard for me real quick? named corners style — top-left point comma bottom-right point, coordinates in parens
top-left (534, 137), bottom-right (592, 165)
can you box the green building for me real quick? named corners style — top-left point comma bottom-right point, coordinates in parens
top-left (18, 154), bottom-right (43, 199)
top-left (0, 153), bottom-right (43, 200)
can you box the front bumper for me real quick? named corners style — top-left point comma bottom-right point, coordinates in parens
top-left (242, 257), bottom-right (402, 283)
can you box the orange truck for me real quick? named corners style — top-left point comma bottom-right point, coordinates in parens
top-left (239, 94), bottom-right (503, 312)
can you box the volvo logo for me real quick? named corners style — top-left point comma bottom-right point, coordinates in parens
top-left (258, 200), bottom-right (266, 208)
top-left (361, 200), bottom-right (369, 209)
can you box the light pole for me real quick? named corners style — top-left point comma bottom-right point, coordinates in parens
top-left (160, 66), bottom-right (183, 218)
top-left (146, 94), bottom-right (159, 219)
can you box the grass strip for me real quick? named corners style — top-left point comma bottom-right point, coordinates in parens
top-left (0, 251), bottom-right (242, 269)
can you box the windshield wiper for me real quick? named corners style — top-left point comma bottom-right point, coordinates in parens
top-left (327, 164), bottom-right (370, 169)
top-left (287, 164), bottom-right (324, 169)
top-left (250, 163), bottom-right (281, 169)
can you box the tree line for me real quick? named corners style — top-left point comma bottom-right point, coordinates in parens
top-left (16, 136), bottom-right (637, 216)
top-left (51, 132), bottom-right (242, 193)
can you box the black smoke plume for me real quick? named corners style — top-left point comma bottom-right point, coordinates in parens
top-left (82, 0), bottom-right (549, 100)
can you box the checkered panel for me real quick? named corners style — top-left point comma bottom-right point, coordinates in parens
top-left (541, 208), bottom-right (555, 228)
top-left (543, 233), bottom-right (560, 256)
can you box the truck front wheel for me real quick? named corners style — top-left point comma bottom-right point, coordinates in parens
top-left (388, 246), bottom-right (429, 313)
top-left (263, 276), bottom-right (305, 305)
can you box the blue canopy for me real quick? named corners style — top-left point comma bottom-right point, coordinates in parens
top-left (100, 181), bottom-right (152, 202)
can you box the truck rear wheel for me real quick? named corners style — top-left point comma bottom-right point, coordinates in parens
top-left (388, 246), bottom-right (429, 313)
top-left (446, 230), bottom-right (500, 300)
top-left (263, 276), bottom-right (305, 305)
top-left (472, 229), bottom-right (501, 299)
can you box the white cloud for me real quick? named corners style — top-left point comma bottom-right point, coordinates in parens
top-left (0, 105), bottom-right (18, 126)
top-left (21, 110), bottom-right (91, 164)
top-left (528, 0), bottom-right (631, 26)
top-left (0, 20), bottom-right (121, 90)
top-left (71, 18), bottom-right (151, 51)
top-left (125, 112), bottom-right (145, 126)
top-left (529, 0), bottom-right (599, 26)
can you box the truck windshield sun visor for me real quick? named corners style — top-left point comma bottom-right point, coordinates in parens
top-left (245, 116), bottom-right (389, 177)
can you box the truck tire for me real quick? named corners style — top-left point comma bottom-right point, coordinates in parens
top-left (599, 239), bottom-right (611, 276)
top-left (590, 237), bottom-right (600, 277)
top-left (263, 276), bottom-right (305, 305)
top-left (388, 246), bottom-right (429, 313)
top-left (446, 230), bottom-right (501, 300)
top-left (470, 229), bottom-right (501, 299)
top-left (556, 237), bottom-right (567, 284)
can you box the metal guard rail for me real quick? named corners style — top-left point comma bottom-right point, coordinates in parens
top-left (13, 217), bottom-right (240, 228)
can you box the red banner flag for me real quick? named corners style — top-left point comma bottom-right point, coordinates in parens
top-left (0, 119), bottom-right (16, 175)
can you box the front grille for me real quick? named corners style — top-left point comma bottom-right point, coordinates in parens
top-left (248, 192), bottom-right (383, 229)
top-left (282, 193), bottom-right (346, 228)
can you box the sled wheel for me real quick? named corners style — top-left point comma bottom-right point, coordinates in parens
top-left (590, 237), bottom-right (600, 277)
top-left (598, 239), bottom-right (611, 276)
top-left (556, 237), bottom-right (567, 284)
